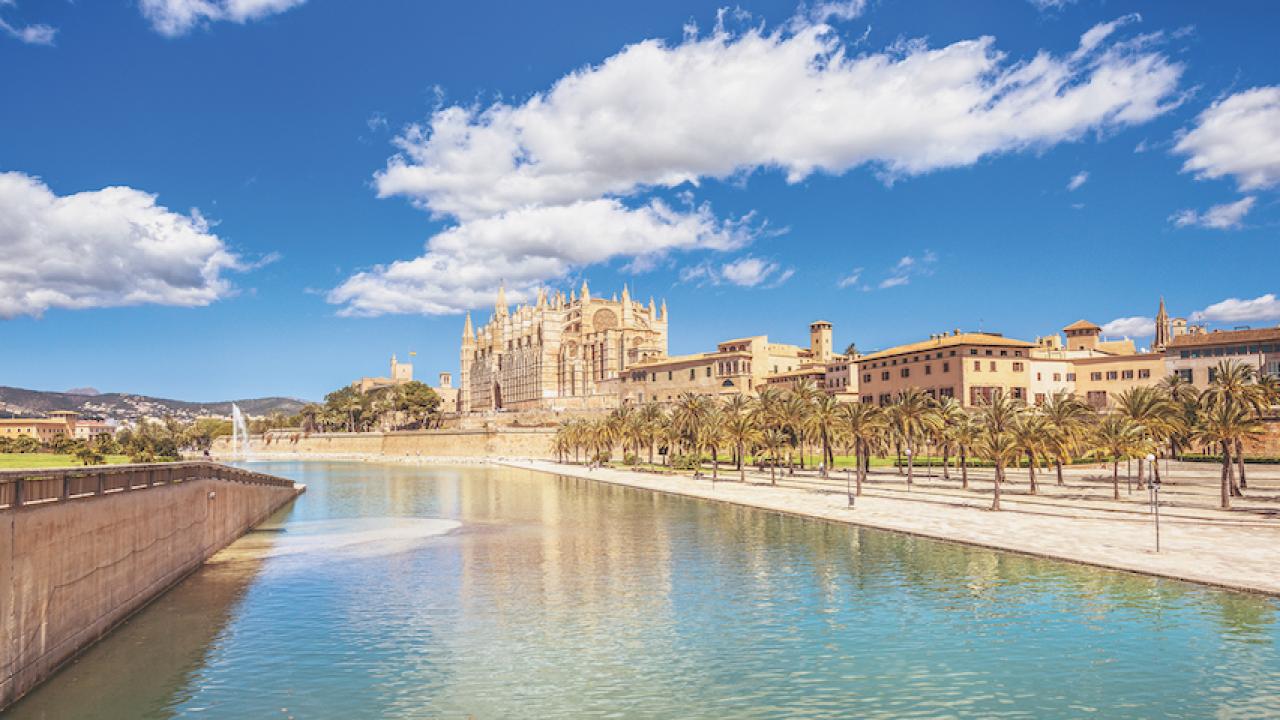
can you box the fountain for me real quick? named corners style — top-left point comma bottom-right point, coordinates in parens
top-left (231, 403), bottom-right (253, 460)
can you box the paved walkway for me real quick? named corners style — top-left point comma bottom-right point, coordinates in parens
top-left (505, 458), bottom-right (1280, 597)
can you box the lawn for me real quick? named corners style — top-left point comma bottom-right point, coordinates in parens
top-left (0, 453), bottom-right (133, 469)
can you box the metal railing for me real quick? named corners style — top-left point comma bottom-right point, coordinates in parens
top-left (0, 461), bottom-right (295, 511)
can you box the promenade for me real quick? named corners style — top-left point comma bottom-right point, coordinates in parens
top-left (504, 458), bottom-right (1280, 596)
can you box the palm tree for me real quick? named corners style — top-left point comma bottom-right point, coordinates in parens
top-left (1040, 391), bottom-right (1092, 486)
top-left (724, 409), bottom-right (761, 482)
top-left (1009, 412), bottom-right (1048, 494)
top-left (1204, 360), bottom-right (1266, 493)
top-left (638, 402), bottom-right (665, 465)
top-left (760, 428), bottom-right (788, 485)
top-left (1114, 386), bottom-right (1173, 488)
top-left (702, 405), bottom-right (730, 482)
top-left (722, 394), bottom-right (755, 469)
top-left (950, 412), bottom-right (981, 490)
top-left (806, 395), bottom-right (843, 477)
top-left (1092, 414), bottom-right (1142, 501)
top-left (1196, 400), bottom-right (1262, 509)
top-left (887, 388), bottom-right (938, 489)
top-left (975, 389), bottom-right (1023, 509)
top-left (778, 393), bottom-right (812, 475)
top-left (840, 402), bottom-right (885, 496)
top-left (934, 397), bottom-right (965, 480)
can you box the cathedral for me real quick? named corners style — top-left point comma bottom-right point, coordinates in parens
top-left (459, 282), bottom-right (669, 412)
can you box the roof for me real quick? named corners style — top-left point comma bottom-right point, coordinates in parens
top-left (856, 333), bottom-right (1035, 363)
top-left (629, 352), bottom-right (721, 368)
top-left (1167, 326), bottom-right (1280, 349)
top-left (766, 367), bottom-right (827, 380)
top-left (1063, 319), bottom-right (1102, 332)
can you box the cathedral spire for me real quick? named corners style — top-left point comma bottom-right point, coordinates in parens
top-left (580, 279), bottom-right (590, 303)
top-left (495, 283), bottom-right (508, 316)
top-left (1154, 296), bottom-right (1171, 351)
top-left (462, 312), bottom-right (474, 343)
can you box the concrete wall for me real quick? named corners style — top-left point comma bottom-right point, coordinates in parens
top-left (0, 474), bottom-right (299, 710)
top-left (216, 427), bottom-right (557, 459)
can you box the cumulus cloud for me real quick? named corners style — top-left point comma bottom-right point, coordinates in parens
top-left (1067, 170), bottom-right (1089, 191)
top-left (0, 171), bottom-right (250, 318)
top-left (335, 14), bottom-right (1182, 316)
top-left (139, 0), bottom-right (306, 37)
top-left (329, 199), bottom-right (754, 316)
top-left (1101, 316), bottom-right (1155, 337)
top-left (720, 256), bottom-right (794, 287)
top-left (1174, 86), bottom-right (1280, 191)
top-left (1169, 196), bottom-right (1255, 229)
top-left (804, 0), bottom-right (867, 25)
top-left (0, 2), bottom-right (56, 45)
top-left (1192, 293), bottom-right (1280, 324)
top-left (1028, 0), bottom-right (1076, 10)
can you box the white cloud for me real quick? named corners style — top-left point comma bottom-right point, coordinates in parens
top-left (837, 267), bottom-right (863, 288)
top-left (1191, 293), bottom-right (1280, 324)
top-left (1067, 170), bottom-right (1089, 191)
top-left (1170, 196), bottom-right (1255, 229)
top-left (1101, 316), bottom-right (1155, 337)
top-left (878, 250), bottom-right (937, 289)
top-left (376, 18), bottom-right (1181, 221)
top-left (720, 256), bottom-right (794, 287)
top-left (328, 199), bottom-right (754, 316)
top-left (336, 14), bottom-right (1182, 316)
top-left (1174, 86), bottom-right (1280, 191)
top-left (0, 171), bottom-right (248, 318)
top-left (804, 0), bottom-right (867, 25)
top-left (0, 3), bottom-right (55, 45)
top-left (139, 0), bottom-right (306, 37)
top-left (1028, 0), bottom-right (1076, 10)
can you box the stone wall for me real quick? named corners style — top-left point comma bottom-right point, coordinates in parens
top-left (215, 427), bottom-right (557, 459)
top-left (0, 471), bottom-right (300, 710)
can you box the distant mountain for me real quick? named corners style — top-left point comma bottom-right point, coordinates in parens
top-left (0, 386), bottom-right (308, 421)
top-left (65, 387), bottom-right (100, 396)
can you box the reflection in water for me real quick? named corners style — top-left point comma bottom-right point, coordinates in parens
top-left (7, 462), bottom-right (1280, 719)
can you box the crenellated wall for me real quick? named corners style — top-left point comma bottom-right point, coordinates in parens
top-left (0, 464), bottom-right (301, 710)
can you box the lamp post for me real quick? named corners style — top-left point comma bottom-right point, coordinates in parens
top-left (904, 448), bottom-right (912, 492)
top-left (1147, 453), bottom-right (1161, 552)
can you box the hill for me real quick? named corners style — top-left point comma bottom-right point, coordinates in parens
top-left (0, 386), bottom-right (307, 422)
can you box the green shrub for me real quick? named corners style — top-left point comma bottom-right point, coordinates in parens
top-left (1177, 453), bottom-right (1280, 465)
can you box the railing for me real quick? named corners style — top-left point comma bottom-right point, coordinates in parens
top-left (0, 461), bottom-right (295, 511)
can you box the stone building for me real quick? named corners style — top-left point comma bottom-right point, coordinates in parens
top-left (855, 332), bottom-right (1036, 407)
top-left (1165, 326), bottom-right (1280, 389)
top-left (460, 282), bottom-right (669, 412)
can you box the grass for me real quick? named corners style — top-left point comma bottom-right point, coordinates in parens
top-left (0, 453), bottom-right (133, 469)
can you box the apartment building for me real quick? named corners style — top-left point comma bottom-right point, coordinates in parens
top-left (855, 331), bottom-right (1035, 407)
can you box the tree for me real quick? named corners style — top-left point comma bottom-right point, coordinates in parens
top-left (702, 405), bottom-right (730, 482)
top-left (975, 389), bottom-right (1023, 510)
top-left (949, 412), bottom-right (980, 490)
top-left (887, 388), bottom-right (938, 489)
top-left (840, 401), bottom-right (885, 496)
top-left (724, 407), bottom-right (761, 482)
top-left (1092, 414), bottom-right (1142, 501)
top-left (1114, 386), bottom-right (1173, 488)
top-left (934, 397), bottom-right (965, 480)
top-left (1040, 391), bottom-right (1093, 486)
top-left (1203, 360), bottom-right (1267, 493)
top-left (806, 395), bottom-right (843, 477)
top-left (73, 440), bottom-right (105, 466)
top-left (1009, 412), bottom-right (1048, 494)
top-left (1196, 400), bottom-right (1261, 509)
top-left (760, 428), bottom-right (788, 485)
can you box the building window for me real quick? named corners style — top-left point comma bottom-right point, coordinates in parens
top-left (973, 361), bottom-right (981, 371)
top-left (925, 365), bottom-right (932, 375)
top-left (1091, 372), bottom-right (1102, 381)
top-left (942, 362), bottom-right (950, 373)
top-left (1138, 369), bottom-right (1150, 379)
top-left (668, 371), bottom-right (673, 381)
top-left (989, 361), bottom-right (996, 372)
top-left (1066, 373), bottom-right (1076, 381)
top-left (901, 368), bottom-right (910, 378)
top-left (1052, 373), bottom-right (1061, 382)
top-left (1122, 370), bottom-right (1134, 380)
top-left (1106, 371), bottom-right (1118, 381)
top-left (863, 373), bottom-right (871, 383)
top-left (1011, 387), bottom-right (1025, 400)
top-left (706, 366), bottom-right (712, 378)
top-left (1176, 369), bottom-right (1193, 383)
top-left (1013, 362), bottom-right (1024, 372)
top-left (881, 371), bottom-right (890, 381)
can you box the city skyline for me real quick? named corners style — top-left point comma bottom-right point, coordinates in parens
top-left (2, 0), bottom-right (1277, 401)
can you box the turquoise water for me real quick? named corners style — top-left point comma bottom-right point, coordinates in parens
top-left (8, 461), bottom-right (1280, 719)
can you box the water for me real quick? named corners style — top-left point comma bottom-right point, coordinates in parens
top-left (8, 461), bottom-right (1280, 719)
top-left (230, 403), bottom-right (251, 460)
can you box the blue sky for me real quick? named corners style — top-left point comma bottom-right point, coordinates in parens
top-left (1, 0), bottom-right (1277, 402)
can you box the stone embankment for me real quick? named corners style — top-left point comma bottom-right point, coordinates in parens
top-left (210, 427), bottom-right (556, 460)
top-left (0, 462), bottom-right (303, 710)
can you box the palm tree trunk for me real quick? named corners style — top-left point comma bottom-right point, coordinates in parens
top-left (770, 460), bottom-right (776, 485)
top-left (712, 446), bottom-right (719, 480)
top-left (961, 450), bottom-right (969, 490)
top-left (1055, 459), bottom-right (1064, 486)
top-left (942, 444), bottom-right (951, 480)
top-left (991, 463), bottom-right (1002, 511)
top-left (906, 443), bottom-right (914, 489)
top-left (854, 440), bottom-right (863, 496)
top-left (1112, 460), bottom-right (1120, 500)
top-left (1235, 438), bottom-right (1248, 491)
top-left (895, 440), bottom-right (903, 475)
top-left (1221, 440), bottom-right (1232, 509)
top-left (1027, 451), bottom-right (1037, 495)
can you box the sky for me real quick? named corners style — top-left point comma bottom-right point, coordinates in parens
top-left (1, 0), bottom-right (1277, 402)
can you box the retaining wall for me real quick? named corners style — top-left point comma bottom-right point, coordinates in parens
top-left (213, 427), bottom-right (557, 459)
top-left (0, 463), bottom-right (301, 710)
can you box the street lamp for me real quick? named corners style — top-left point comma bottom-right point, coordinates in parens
top-left (1147, 453), bottom-right (1162, 552)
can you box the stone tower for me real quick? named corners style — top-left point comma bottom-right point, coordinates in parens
top-left (1154, 297), bottom-right (1171, 351)
top-left (809, 321), bottom-right (833, 362)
